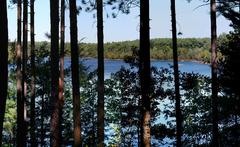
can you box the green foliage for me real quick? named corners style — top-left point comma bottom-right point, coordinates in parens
top-left (4, 0), bottom-right (239, 145)
top-left (217, 29), bottom-right (240, 145)
top-left (80, 71), bottom-right (98, 145)
top-left (180, 73), bottom-right (212, 146)
top-left (2, 99), bottom-right (16, 145)
top-left (2, 68), bottom-right (17, 145)
top-left (217, 0), bottom-right (240, 29)
top-left (218, 29), bottom-right (240, 96)
top-left (103, 38), bottom-right (212, 62)
top-left (8, 38), bottom-right (214, 63)
top-left (4, 39), bottom-right (239, 146)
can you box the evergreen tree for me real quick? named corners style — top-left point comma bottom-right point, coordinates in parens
top-left (0, 0), bottom-right (8, 144)
top-left (210, 0), bottom-right (219, 145)
top-left (30, 0), bottom-right (36, 145)
top-left (50, 0), bottom-right (60, 146)
top-left (139, 0), bottom-right (151, 146)
top-left (21, 0), bottom-right (28, 145)
top-left (69, 0), bottom-right (81, 146)
top-left (16, 0), bottom-right (24, 146)
top-left (96, 0), bottom-right (105, 146)
top-left (59, 0), bottom-right (65, 144)
top-left (170, 0), bottom-right (182, 146)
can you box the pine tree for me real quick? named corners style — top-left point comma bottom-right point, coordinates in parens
top-left (69, 0), bottom-right (81, 146)
top-left (139, 0), bottom-right (151, 146)
top-left (211, 0), bottom-right (219, 146)
top-left (97, 0), bottom-right (105, 146)
top-left (30, 0), bottom-right (36, 145)
top-left (50, 0), bottom-right (60, 146)
top-left (0, 0), bottom-right (8, 144)
top-left (16, 0), bottom-right (24, 146)
top-left (170, 0), bottom-right (182, 146)
top-left (21, 0), bottom-right (28, 145)
top-left (59, 0), bottom-right (65, 144)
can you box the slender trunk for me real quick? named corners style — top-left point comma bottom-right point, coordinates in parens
top-left (41, 87), bottom-right (45, 147)
top-left (211, 0), bottom-right (218, 146)
top-left (91, 96), bottom-right (96, 147)
top-left (21, 0), bottom-right (28, 145)
top-left (0, 0), bottom-right (8, 144)
top-left (59, 0), bottom-right (65, 145)
top-left (16, 0), bottom-right (24, 146)
top-left (234, 104), bottom-right (238, 146)
top-left (139, 0), bottom-right (151, 146)
top-left (170, 0), bottom-right (182, 146)
top-left (69, 0), bottom-right (81, 146)
top-left (138, 121), bottom-right (140, 147)
top-left (30, 0), bottom-right (36, 146)
top-left (238, 1), bottom-right (240, 14)
top-left (97, 0), bottom-right (105, 146)
top-left (50, 0), bottom-right (60, 146)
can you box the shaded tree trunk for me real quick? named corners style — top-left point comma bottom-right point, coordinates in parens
top-left (139, 0), bottom-right (151, 146)
top-left (97, 0), bottom-right (105, 146)
top-left (16, 0), bottom-right (24, 146)
top-left (170, 0), bottom-right (182, 146)
top-left (210, 0), bottom-right (219, 146)
top-left (30, 0), bottom-right (36, 146)
top-left (0, 0), bottom-right (8, 144)
top-left (59, 0), bottom-right (65, 144)
top-left (21, 0), bottom-right (28, 145)
top-left (69, 0), bottom-right (81, 146)
top-left (50, 0), bottom-right (60, 146)
top-left (41, 86), bottom-right (45, 147)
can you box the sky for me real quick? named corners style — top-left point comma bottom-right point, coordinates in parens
top-left (7, 0), bottom-right (232, 43)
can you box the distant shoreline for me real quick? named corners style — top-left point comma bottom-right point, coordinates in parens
top-left (8, 38), bottom-right (212, 64)
top-left (66, 57), bottom-right (210, 65)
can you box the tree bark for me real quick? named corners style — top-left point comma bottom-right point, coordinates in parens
top-left (139, 0), bottom-right (151, 146)
top-left (30, 0), bottom-right (36, 146)
top-left (59, 0), bottom-right (65, 144)
top-left (69, 0), bottom-right (81, 146)
top-left (21, 0), bottom-right (28, 145)
top-left (0, 0), bottom-right (8, 144)
top-left (50, 0), bottom-right (60, 146)
top-left (41, 86), bottom-right (45, 147)
top-left (170, 0), bottom-right (182, 146)
top-left (97, 0), bottom-right (105, 146)
top-left (16, 0), bottom-right (24, 146)
top-left (210, 0), bottom-right (219, 146)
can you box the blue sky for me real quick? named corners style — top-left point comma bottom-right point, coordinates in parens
top-left (7, 0), bottom-right (232, 43)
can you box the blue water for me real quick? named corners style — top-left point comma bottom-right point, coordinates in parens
top-left (64, 58), bottom-right (211, 77)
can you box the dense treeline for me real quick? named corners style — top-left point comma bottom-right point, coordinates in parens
top-left (103, 38), bottom-right (211, 62)
top-left (8, 37), bottom-right (224, 63)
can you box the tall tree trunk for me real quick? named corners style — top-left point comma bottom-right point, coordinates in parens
top-left (139, 0), bottom-right (151, 146)
top-left (170, 0), bottom-right (182, 146)
top-left (50, 0), bottom-right (60, 146)
top-left (16, 0), bottom-right (24, 146)
top-left (210, 0), bottom-right (218, 146)
top-left (0, 0), bottom-right (8, 144)
top-left (97, 0), bottom-right (105, 146)
top-left (21, 0), bottom-right (28, 145)
top-left (69, 0), bottom-right (81, 146)
top-left (30, 0), bottom-right (36, 146)
top-left (59, 0), bottom-right (65, 144)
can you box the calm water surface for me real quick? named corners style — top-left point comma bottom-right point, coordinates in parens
top-left (65, 58), bottom-right (211, 78)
